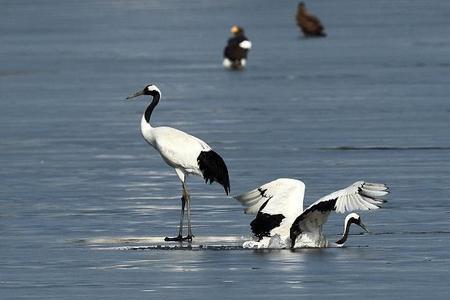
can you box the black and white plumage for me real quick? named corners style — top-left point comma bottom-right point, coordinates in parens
top-left (334, 213), bottom-right (368, 246)
top-left (234, 179), bottom-right (389, 248)
top-left (126, 84), bottom-right (230, 242)
top-left (223, 25), bottom-right (252, 70)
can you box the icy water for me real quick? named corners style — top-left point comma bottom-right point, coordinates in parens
top-left (1, 0), bottom-right (450, 299)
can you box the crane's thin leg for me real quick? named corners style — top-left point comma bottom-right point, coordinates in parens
top-left (165, 169), bottom-right (193, 242)
top-left (183, 183), bottom-right (194, 241)
top-left (164, 196), bottom-right (186, 242)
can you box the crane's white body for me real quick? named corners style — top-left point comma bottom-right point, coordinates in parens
top-left (141, 117), bottom-right (210, 179)
top-left (235, 179), bottom-right (388, 249)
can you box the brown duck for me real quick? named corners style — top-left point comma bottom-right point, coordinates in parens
top-left (296, 2), bottom-right (326, 37)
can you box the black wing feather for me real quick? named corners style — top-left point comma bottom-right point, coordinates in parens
top-left (224, 35), bottom-right (249, 60)
top-left (289, 198), bottom-right (337, 245)
top-left (197, 150), bottom-right (230, 195)
top-left (251, 212), bottom-right (285, 240)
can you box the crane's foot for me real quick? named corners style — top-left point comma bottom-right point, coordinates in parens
top-left (164, 235), bottom-right (182, 242)
top-left (164, 235), bottom-right (194, 242)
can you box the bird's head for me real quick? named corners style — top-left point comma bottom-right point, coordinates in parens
top-left (346, 213), bottom-right (368, 232)
top-left (126, 84), bottom-right (161, 100)
top-left (298, 2), bottom-right (306, 12)
top-left (230, 25), bottom-right (244, 36)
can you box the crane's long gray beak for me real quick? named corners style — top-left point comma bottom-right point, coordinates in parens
top-left (359, 221), bottom-right (369, 233)
top-left (126, 90), bottom-right (144, 100)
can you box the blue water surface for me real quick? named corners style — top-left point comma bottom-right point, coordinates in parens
top-left (1, 1), bottom-right (450, 299)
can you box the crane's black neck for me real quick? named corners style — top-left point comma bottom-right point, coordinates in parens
top-left (144, 93), bottom-right (160, 124)
top-left (335, 218), bottom-right (355, 245)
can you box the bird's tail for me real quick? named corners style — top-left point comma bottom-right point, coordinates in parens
top-left (197, 150), bottom-right (230, 195)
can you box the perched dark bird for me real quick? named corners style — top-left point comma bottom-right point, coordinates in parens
top-left (223, 25), bottom-right (252, 70)
top-left (126, 84), bottom-right (230, 242)
top-left (296, 2), bottom-right (326, 37)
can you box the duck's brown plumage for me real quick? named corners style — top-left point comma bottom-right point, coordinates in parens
top-left (296, 2), bottom-right (326, 37)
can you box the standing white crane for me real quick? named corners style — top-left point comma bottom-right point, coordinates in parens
top-left (234, 178), bottom-right (388, 248)
top-left (126, 84), bottom-right (230, 242)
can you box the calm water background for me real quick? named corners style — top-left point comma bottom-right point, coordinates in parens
top-left (1, 0), bottom-right (450, 299)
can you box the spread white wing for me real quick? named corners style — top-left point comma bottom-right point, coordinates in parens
top-left (234, 178), bottom-right (305, 216)
top-left (291, 181), bottom-right (389, 234)
top-left (314, 181), bottom-right (389, 213)
top-left (234, 178), bottom-right (306, 239)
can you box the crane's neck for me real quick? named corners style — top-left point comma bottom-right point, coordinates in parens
top-left (140, 93), bottom-right (160, 147)
top-left (335, 217), bottom-right (355, 245)
top-left (144, 93), bottom-right (160, 125)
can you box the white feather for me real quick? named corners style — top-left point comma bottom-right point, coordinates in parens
top-left (234, 178), bottom-right (305, 216)
top-left (235, 178), bottom-right (305, 238)
top-left (311, 181), bottom-right (387, 214)
top-left (222, 58), bottom-right (232, 68)
top-left (239, 40), bottom-right (252, 49)
top-left (141, 117), bottom-right (210, 177)
top-left (146, 84), bottom-right (161, 95)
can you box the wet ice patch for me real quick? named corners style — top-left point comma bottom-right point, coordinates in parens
top-left (78, 235), bottom-right (250, 250)
top-left (113, 244), bottom-right (246, 251)
top-left (243, 234), bottom-right (290, 249)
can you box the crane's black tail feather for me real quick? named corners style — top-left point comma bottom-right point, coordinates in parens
top-left (197, 150), bottom-right (230, 195)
